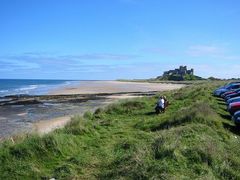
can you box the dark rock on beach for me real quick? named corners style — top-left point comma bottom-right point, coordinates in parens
top-left (0, 91), bottom-right (158, 107)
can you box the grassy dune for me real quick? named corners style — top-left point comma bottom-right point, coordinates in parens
top-left (1, 81), bottom-right (240, 179)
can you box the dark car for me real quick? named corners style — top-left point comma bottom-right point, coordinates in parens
top-left (232, 111), bottom-right (240, 127)
top-left (228, 102), bottom-right (240, 115)
top-left (214, 84), bottom-right (240, 97)
top-left (213, 84), bottom-right (233, 96)
top-left (225, 91), bottom-right (240, 101)
top-left (221, 88), bottom-right (240, 98)
top-left (226, 97), bottom-right (240, 105)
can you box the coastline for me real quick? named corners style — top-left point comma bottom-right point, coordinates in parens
top-left (0, 81), bottom-right (185, 138)
top-left (49, 80), bottom-right (186, 95)
top-left (33, 81), bottom-right (185, 135)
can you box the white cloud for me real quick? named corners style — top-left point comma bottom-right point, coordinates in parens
top-left (0, 59), bottom-right (39, 71)
top-left (186, 45), bottom-right (240, 61)
top-left (187, 63), bottom-right (240, 79)
top-left (0, 52), bottom-right (140, 76)
top-left (186, 45), bottom-right (224, 56)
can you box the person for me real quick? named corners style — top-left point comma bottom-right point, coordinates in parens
top-left (155, 96), bottom-right (165, 114)
top-left (163, 96), bottom-right (168, 109)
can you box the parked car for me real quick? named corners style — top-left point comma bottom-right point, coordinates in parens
top-left (224, 87), bottom-right (240, 99)
top-left (227, 81), bottom-right (240, 85)
top-left (214, 85), bottom-right (230, 96)
top-left (221, 88), bottom-right (240, 98)
top-left (227, 102), bottom-right (240, 115)
top-left (232, 110), bottom-right (240, 127)
top-left (217, 81), bottom-right (240, 90)
top-left (214, 83), bottom-right (240, 97)
top-left (225, 91), bottom-right (240, 101)
top-left (226, 97), bottom-right (240, 105)
top-left (214, 82), bottom-right (240, 91)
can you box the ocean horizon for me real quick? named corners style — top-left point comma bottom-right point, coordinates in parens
top-left (0, 79), bottom-right (82, 97)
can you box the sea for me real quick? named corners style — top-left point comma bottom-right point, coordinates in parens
top-left (0, 79), bottom-right (80, 97)
top-left (0, 79), bottom-right (108, 138)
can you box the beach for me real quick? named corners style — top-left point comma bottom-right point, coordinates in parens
top-left (34, 81), bottom-right (185, 135)
top-left (0, 81), bottom-right (185, 138)
top-left (50, 80), bottom-right (185, 95)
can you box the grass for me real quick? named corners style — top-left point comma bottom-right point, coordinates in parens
top-left (1, 81), bottom-right (240, 179)
top-left (117, 78), bottom-right (201, 84)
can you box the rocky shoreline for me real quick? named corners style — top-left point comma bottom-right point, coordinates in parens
top-left (0, 91), bottom-right (157, 139)
top-left (0, 91), bottom-right (157, 106)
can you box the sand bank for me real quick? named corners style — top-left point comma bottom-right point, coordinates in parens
top-left (33, 116), bottom-right (71, 135)
top-left (49, 81), bottom-right (185, 95)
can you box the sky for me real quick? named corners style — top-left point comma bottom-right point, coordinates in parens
top-left (0, 0), bottom-right (240, 80)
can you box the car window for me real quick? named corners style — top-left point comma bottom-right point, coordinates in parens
top-left (231, 84), bottom-right (240, 89)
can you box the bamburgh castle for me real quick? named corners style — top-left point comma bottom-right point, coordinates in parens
top-left (163, 66), bottom-right (194, 77)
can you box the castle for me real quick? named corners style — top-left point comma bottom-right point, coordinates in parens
top-left (163, 66), bottom-right (194, 77)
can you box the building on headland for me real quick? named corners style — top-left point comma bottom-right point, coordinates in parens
top-left (163, 66), bottom-right (194, 77)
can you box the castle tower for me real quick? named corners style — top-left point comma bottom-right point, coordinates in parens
top-left (190, 68), bottom-right (194, 75)
top-left (179, 66), bottom-right (187, 75)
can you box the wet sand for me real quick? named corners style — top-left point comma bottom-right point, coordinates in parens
top-left (33, 116), bottom-right (71, 135)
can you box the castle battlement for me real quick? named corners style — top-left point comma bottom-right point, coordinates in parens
top-left (163, 66), bottom-right (194, 77)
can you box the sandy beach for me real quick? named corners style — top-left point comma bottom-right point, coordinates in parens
top-left (33, 116), bottom-right (71, 135)
top-left (50, 81), bottom-right (185, 95)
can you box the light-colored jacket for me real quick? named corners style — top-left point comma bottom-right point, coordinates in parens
top-left (157, 98), bottom-right (165, 108)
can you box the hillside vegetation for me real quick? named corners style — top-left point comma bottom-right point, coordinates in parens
top-left (1, 81), bottom-right (240, 179)
top-left (158, 74), bottom-right (204, 81)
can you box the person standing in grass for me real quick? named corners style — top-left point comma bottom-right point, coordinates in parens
top-left (155, 96), bottom-right (165, 114)
top-left (163, 96), bottom-right (168, 110)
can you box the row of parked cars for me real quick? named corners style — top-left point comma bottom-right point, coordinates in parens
top-left (213, 81), bottom-right (240, 127)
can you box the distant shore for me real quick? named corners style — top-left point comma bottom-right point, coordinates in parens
top-left (49, 80), bottom-right (186, 95)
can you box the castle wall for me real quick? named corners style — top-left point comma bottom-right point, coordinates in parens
top-left (162, 66), bottom-right (194, 76)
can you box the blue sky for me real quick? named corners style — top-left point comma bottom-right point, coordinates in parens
top-left (0, 0), bottom-right (240, 80)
